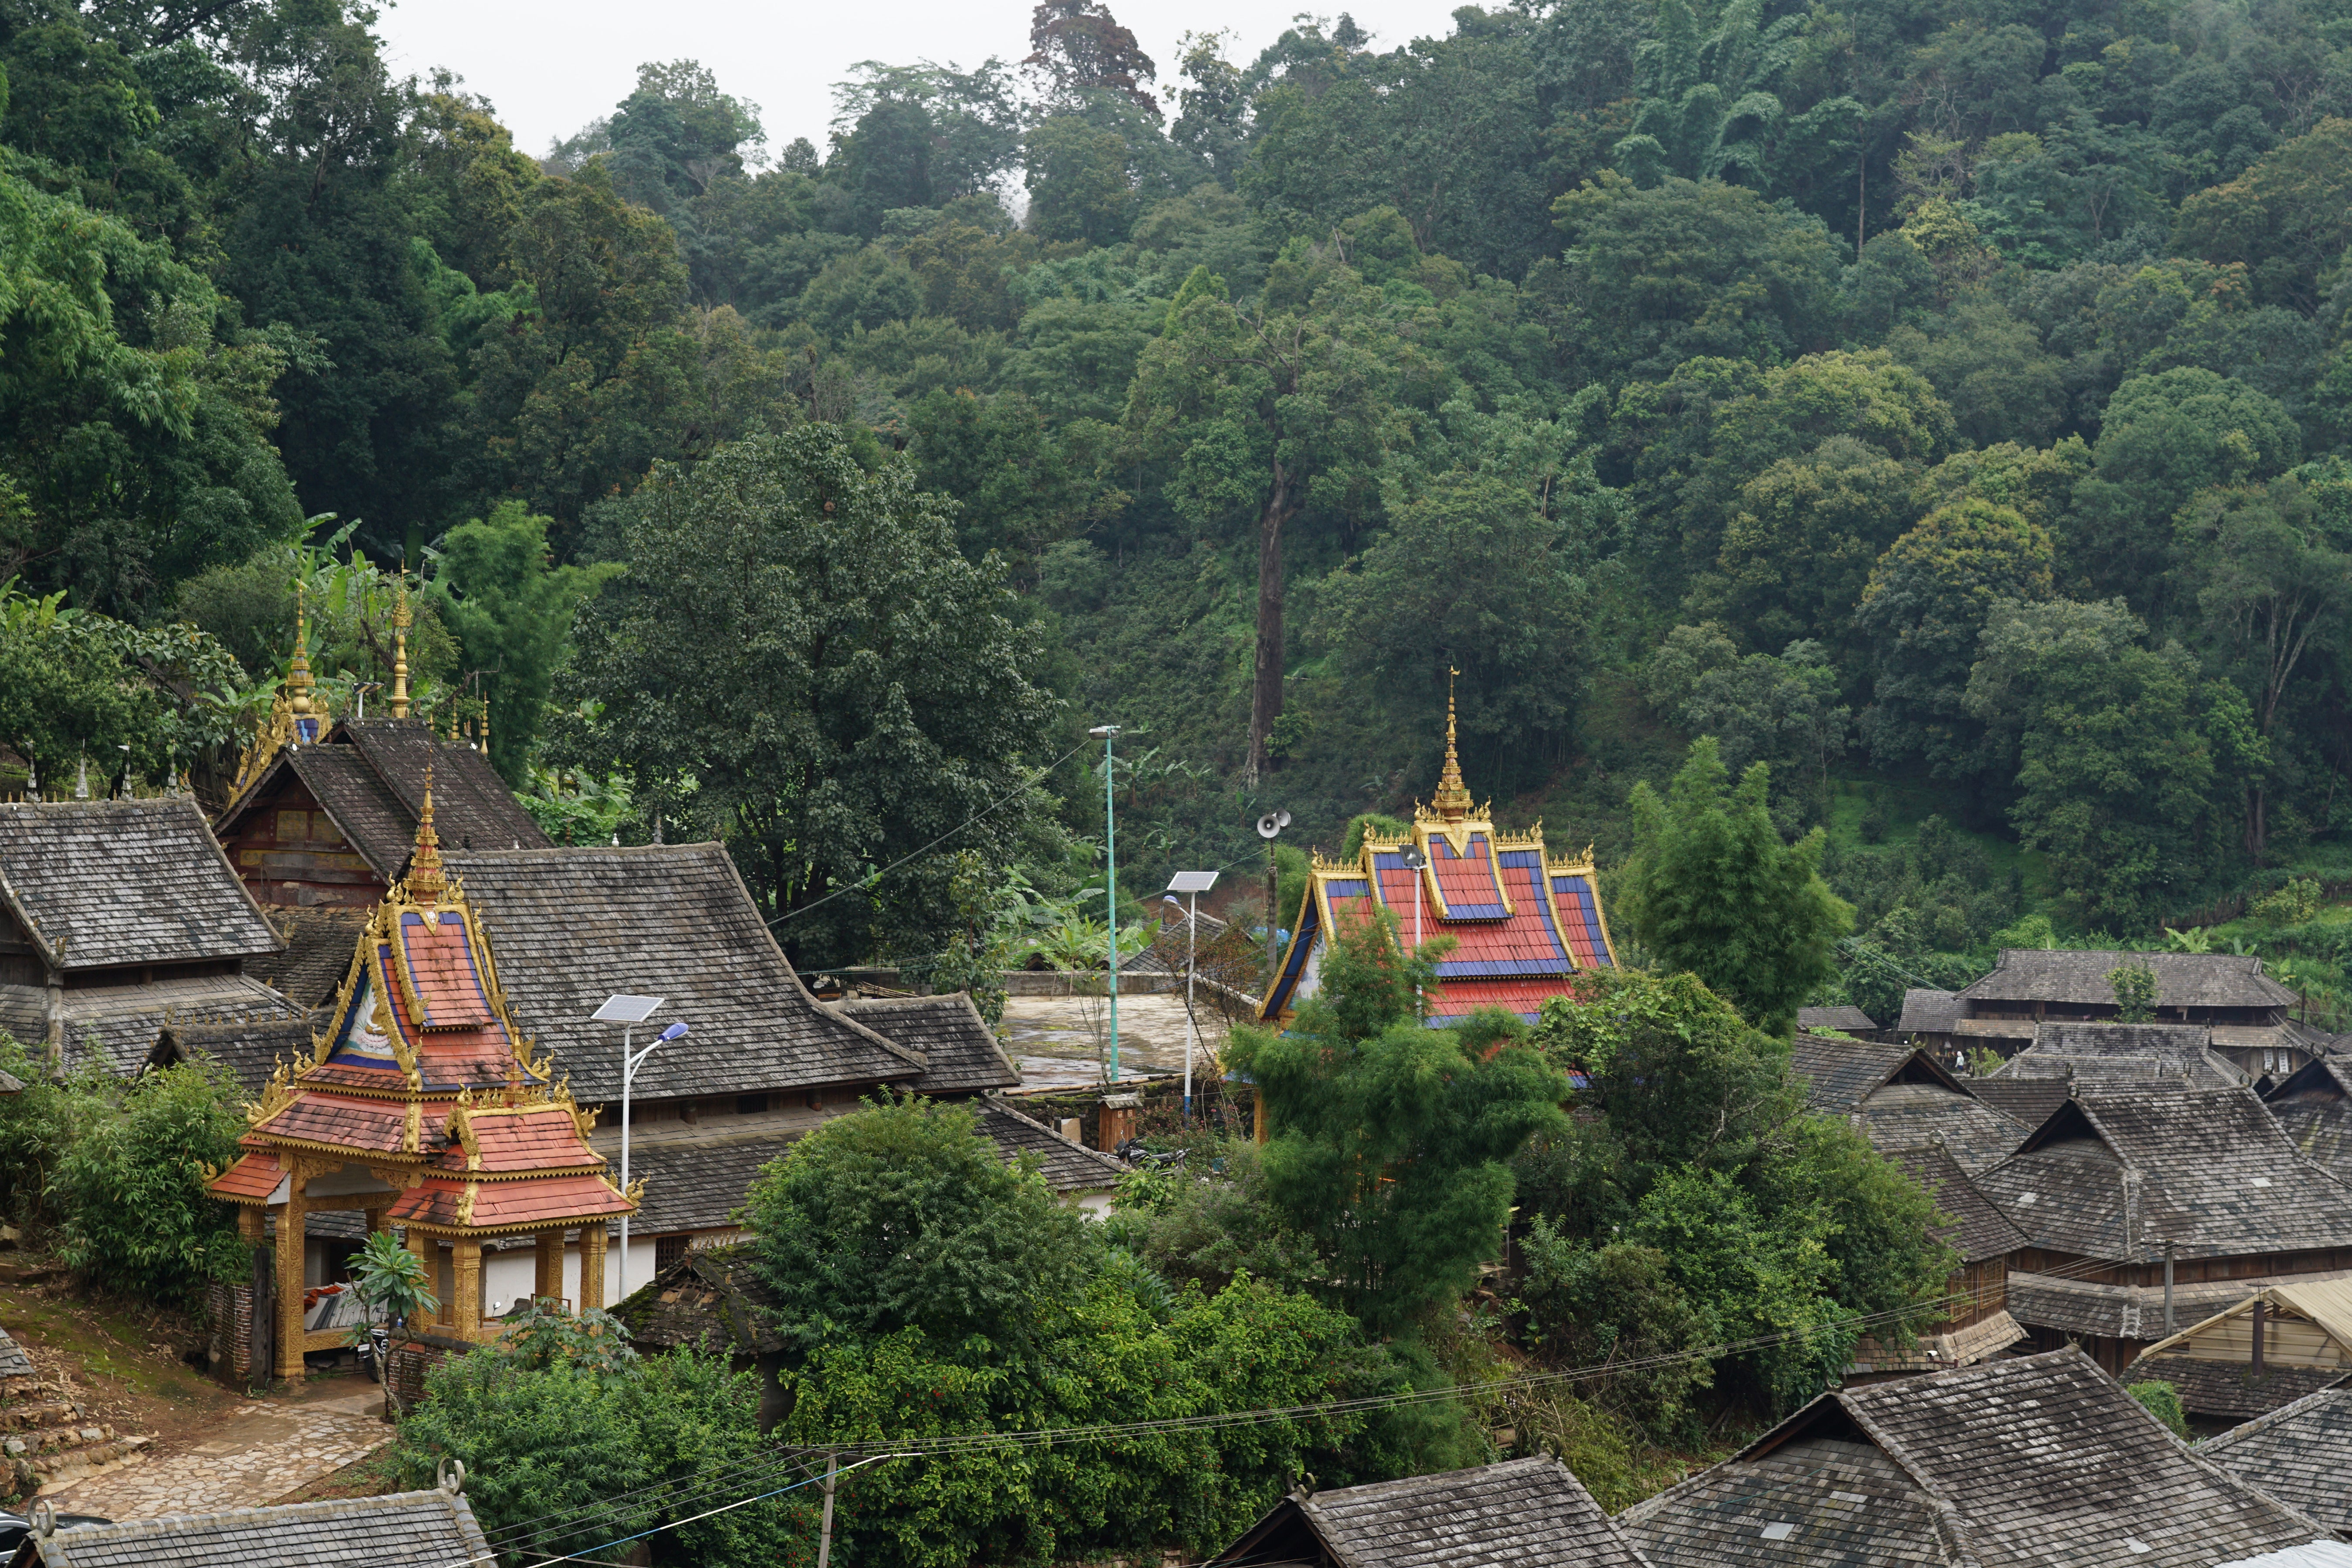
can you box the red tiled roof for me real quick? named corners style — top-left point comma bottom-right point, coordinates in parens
top-left (210, 1150), bottom-right (283, 1201)
top-left (390, 1172), bottom-right (632, 1231)
top-left (1427, 832), bottom-right (1510, 918)
top-left (397, 911), bottom-right (496, 1029)
top-left (446, 1106), bottom-right (603, 1173)
top-left (1549, 871), bottom-right (1613, 969)
top-left (1426, 976), bottom-right (1588, 1024)
top-left (253, 1092), bottom-right (420, 1153)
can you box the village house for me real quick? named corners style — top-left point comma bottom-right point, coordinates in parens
top-left (1795, 1004), bottom-right (1882, 1038)
top-left (2125, 1279), bottom-right (2352, 1425)
top-left (2266, 1054), bottom-right (2352, 1182)
top-left (1848, 1143), bottom-right (2032, 1378)
top-left (1790, 1035), bottom-right (2028, 1173)
top-left (210, 592), bottom-right (547, 914)
top-left (2199, 1380), bottom-right (2352, 1538)
top-left (1907, 951), bottom-right (2321, 1081)
top-left (1258, 696), bottom-right (1617, 1028)
top-left (0, 799), bottom-right (304, 1076)
top-left (1990, 1021), bottom-right (2254, 1088)
top-left (1617, 1349), bottom-right (2334, 1568)
top-left (1969, 1084), bottom-right (2352, 1374)
top-left (3, 1487), bottom-right (491, 1567)
top-left (1206, 1455), bottom-right (1650, 1568)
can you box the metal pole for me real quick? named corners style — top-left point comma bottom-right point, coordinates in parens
top-left (618, 1024), bottom-right (632, 1303)
top-left (1104, 728), bottom-right (1119, 1086)
top-left (1184, 892), bottom-right (1197, 1119)
top-left (816, 1453), bottom-right (838, 1568)
top-left (1266, 849), bottom-right (1278, 984)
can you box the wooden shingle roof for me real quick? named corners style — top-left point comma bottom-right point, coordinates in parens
top-left (1789, 1038), bottom-right (2025, 1173)
top-left (976, 1097), bottom-right (1127, 1192)
top-left (1964, 1076), bottom-right (2072, 1128)
top-left (610, 1242), bottom-right (784, 1356)
top-left (2267, 1055), bottom-right (2352, 1183)
top-left (1890, 1143), bottom-right (2030, 1263)
top-left (150, 1010), bottom-right (323, 1096)
top-left (2200, 1384), bottom-right (2352, 1536)
top-left (1997, 1022), bottom-right (2250, 1087)
top-left (0, 798), bottom-right (279, 971)
top-left (1971, 1085), bottom-right (2352, 1262)
top-left (0, 974), bottom-right (308, 1077)
top-left (1897, 988), bottom-right (1961, 1034)
top-left (250, 907), bottom-right (374, 1008)
top-left (836, 994), bottom-right (1019, 1095)
top-left (19, 1488), bottom-right (490, 1567)
top-left (443, 844), bottom-right (922, 1102)
top-left (1619, 1349), bottom-right (2329, 1568)
top-left (1798, 1005), bottom-right (1878, 1033)
top-left (1960, 950), bottom-right (2295, 1009)
top-left (1211, 1455), bottom-right (1649, 1567)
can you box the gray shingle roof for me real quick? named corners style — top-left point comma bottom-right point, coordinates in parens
top-left (1890, 1143), bottom-right (2030, 1263)
top-left (341, 720), bottom-right (548, 856)
top-left (1897, 988), bottom-right (1961, 1034)
top-left (2268, 1056), bottom-right (2352, 1183)
top-left (280, 743), bottom-right (417, 877)
top-left (1971, 1084), bottom-right (2352, 1262)
top-left (0, 799), bottom-right (279, 971)
top-left (1619, 1348), bottom-right (2328, 1568)
top-left (2139, 1357), bottom-right (2347, 1425)
top-left (25, 1488), bottom-right (490, 1567)
top-left (152, 1011), bottom-right (324, 1097)
top-left (2008, 1267), bottom-right (2352, 1344)
top-left (1960, 950), bottom-right (2296, 1009)
top-left (2200, 1384), bottom-right (2352, 1534)
top-left (1213, 1456), bottom-right (1649, 1568)
top-left (249, 907), bottom-right (372, 1010)
top-left (1996, 1022), bottom-right (2251, 1087)
top-left (0, 1066), bottom-right (22, 1095)
top-left (443, 844), bottom-right (921, 1102)
top-left (0, 1324), bottom-right (31, 1379)
top-left (1789, 1039), bottom-right (2025, 1173)
top-left (1963, 1076), bottom-right (2072, 1128)
top-left (0, 975), bottom-right (310, 1077)
top-left (836, 994), bottom-right (1019, 1095)
top-left (977, 1097), bottom-right (1126, 1192)
top-left (1798, 1005), bottom-right (1878, 1033)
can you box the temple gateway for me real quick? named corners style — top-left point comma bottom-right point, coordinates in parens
top-left (1258, 696), bottom-right (1618, 1028)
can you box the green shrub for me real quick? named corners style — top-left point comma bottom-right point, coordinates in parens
top-left (2254, 878), bottom-right (2325, 924)
top-left (2127, 1380), bottom-right (2188, 1439)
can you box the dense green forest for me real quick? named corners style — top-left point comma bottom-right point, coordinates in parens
top-left (12, 0), bottom-right (2352, 993)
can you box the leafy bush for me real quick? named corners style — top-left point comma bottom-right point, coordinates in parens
top-left (2253, 877), bottom-right (2325, 924)
top-left (2127, 1380), bottom-right (2188, 1439)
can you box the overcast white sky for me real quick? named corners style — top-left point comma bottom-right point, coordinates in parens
top-left (372, 0), bottom-right (1468, 160)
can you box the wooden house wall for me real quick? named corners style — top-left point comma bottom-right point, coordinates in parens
top-left (221, 779), bottom-right (382, 908)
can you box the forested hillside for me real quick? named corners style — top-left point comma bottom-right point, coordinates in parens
top-left (10, 0), bottom-right (2352, 989)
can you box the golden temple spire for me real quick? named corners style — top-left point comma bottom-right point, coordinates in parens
top-left (287, 584), bottom-right (316, 720)
top-left (407, 763), bottom-right (446, 902)
top-left (1429, 666), bottom-right (1472, 822)
top-left (389, 571), bottom-right (411, 720)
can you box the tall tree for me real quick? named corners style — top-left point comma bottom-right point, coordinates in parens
top-left (1024, 0), bottom-right (1159, 115)
top-left (549, 426), bottom-right (1056, 967)
top-left (1621, 737), bottom-right (1853, 1034)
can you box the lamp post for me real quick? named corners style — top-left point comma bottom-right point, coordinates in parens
top-left (1400, 845), bottom-right (1427, 1017)
top-left (591, 994), bottom-right (687, 1301)
top-left (1089, 725), bottom-right (1122, 1085)
top-left (1166, 872), bottom-right (1218, 1119)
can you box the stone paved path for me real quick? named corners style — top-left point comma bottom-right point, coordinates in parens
top-left (37, 1383), bottom-right (388, 1519)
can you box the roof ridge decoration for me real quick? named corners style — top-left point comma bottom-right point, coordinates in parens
top-left (401, 764), bottom-right (446, 904)
top-left (1426, 666), bottom-right (1473, 824)
top-left (390, 571), bottom-right (411, 720)
top-left (226, 587), bottom-right (336, 808)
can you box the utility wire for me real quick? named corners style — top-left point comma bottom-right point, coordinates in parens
top-left (763, 741), bottom-right (1088, 932)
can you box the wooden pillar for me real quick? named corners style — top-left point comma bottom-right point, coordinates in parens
top-left (452, 1238), bottom-right (483, 1338)
top-left (362, 1206), bottom-right (385, 1240)
top-left (534, 1230), bottom-right (562, 1306)
top-left (237, 1207), bottom-right (265, 1244)
top-left (274, 1178), bottom-right (308, 1382)
top-left (580, 1224), bottom-right (607, 1312)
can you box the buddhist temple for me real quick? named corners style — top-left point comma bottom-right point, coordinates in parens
top-left (214, 586), bottom-right (547, 910)
top-left (1257, 687), bottom-right (1617, 1027)
top-left (207, 775), bottom-right (632, 1381)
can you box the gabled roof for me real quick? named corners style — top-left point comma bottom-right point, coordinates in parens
top-left (1973, 1085), bottom-right (2352, 1262)
top-left (443, 844), bottom-right (922, 1102)
top-left (0, 974), bottom-right (309, 1077)
top-left (150, 1010), bottom-right (323, 1096)
top-left (836, 994), bottom-right (1019, 1095)
top-left (610, 1242), bottom-right (784, 1357)
top-left (250, 907), bottom-right (375, 1009)
top-left (2200, 1385), bottom-right (2352, 1536)
top-left (1790, 1038), bottom-right (2026, 1173)
top-left (1210, 1456), bottom-right (1649, 1568)
top-left (2126, 1279), bottom-right (2352, 1422)
top-left (1890, 1143), bottom-right (2031, 1263)
top-left (2267, 1055), bottom-right (2352, 1182)
top-left (18, 1488), bottom-right (490, 1568)
top-left (0, 798), bottom-right (279, 971)
top-left (976, 1096), bottom-right (1126, 1192)
top-left (1798, 1005), bottom-right (1878, 1032)
top-left (1963, 1076), bottom-right (2072, 1129)
top-left (1995, 1021), bottom-right (2251, 1088)
top-left (1619, 1349), bottom-right (2328, 1568)
top-left (1961, 950), bottom-right (2295, 1009)
top-left (1896, 988), bottom-right (1961, 1034)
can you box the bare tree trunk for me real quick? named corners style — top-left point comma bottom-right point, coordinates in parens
top-left (1246, 468), bottom-right (1293, 786)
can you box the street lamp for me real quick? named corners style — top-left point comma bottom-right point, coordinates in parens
top-left (1399, 845), bottom-right (1428, 1017)
top-left (1166, 872), bottom-right (1218, 1119)
top-left (1088, 725), bottom-right (1122, 1085)
top-left (591, 994), bottom-right (687, 1301)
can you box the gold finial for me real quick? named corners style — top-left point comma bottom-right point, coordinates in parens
top-left (390, 571), bottom-right (411, 720)
top-left (477, 696), bottom-right (491, 762)
top-left (1430, 666), bottom-right (1471, 822)
top-left (407, 763), bottom-right (446, 902)
top-left (287, 584), bottom-right (315, 718)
